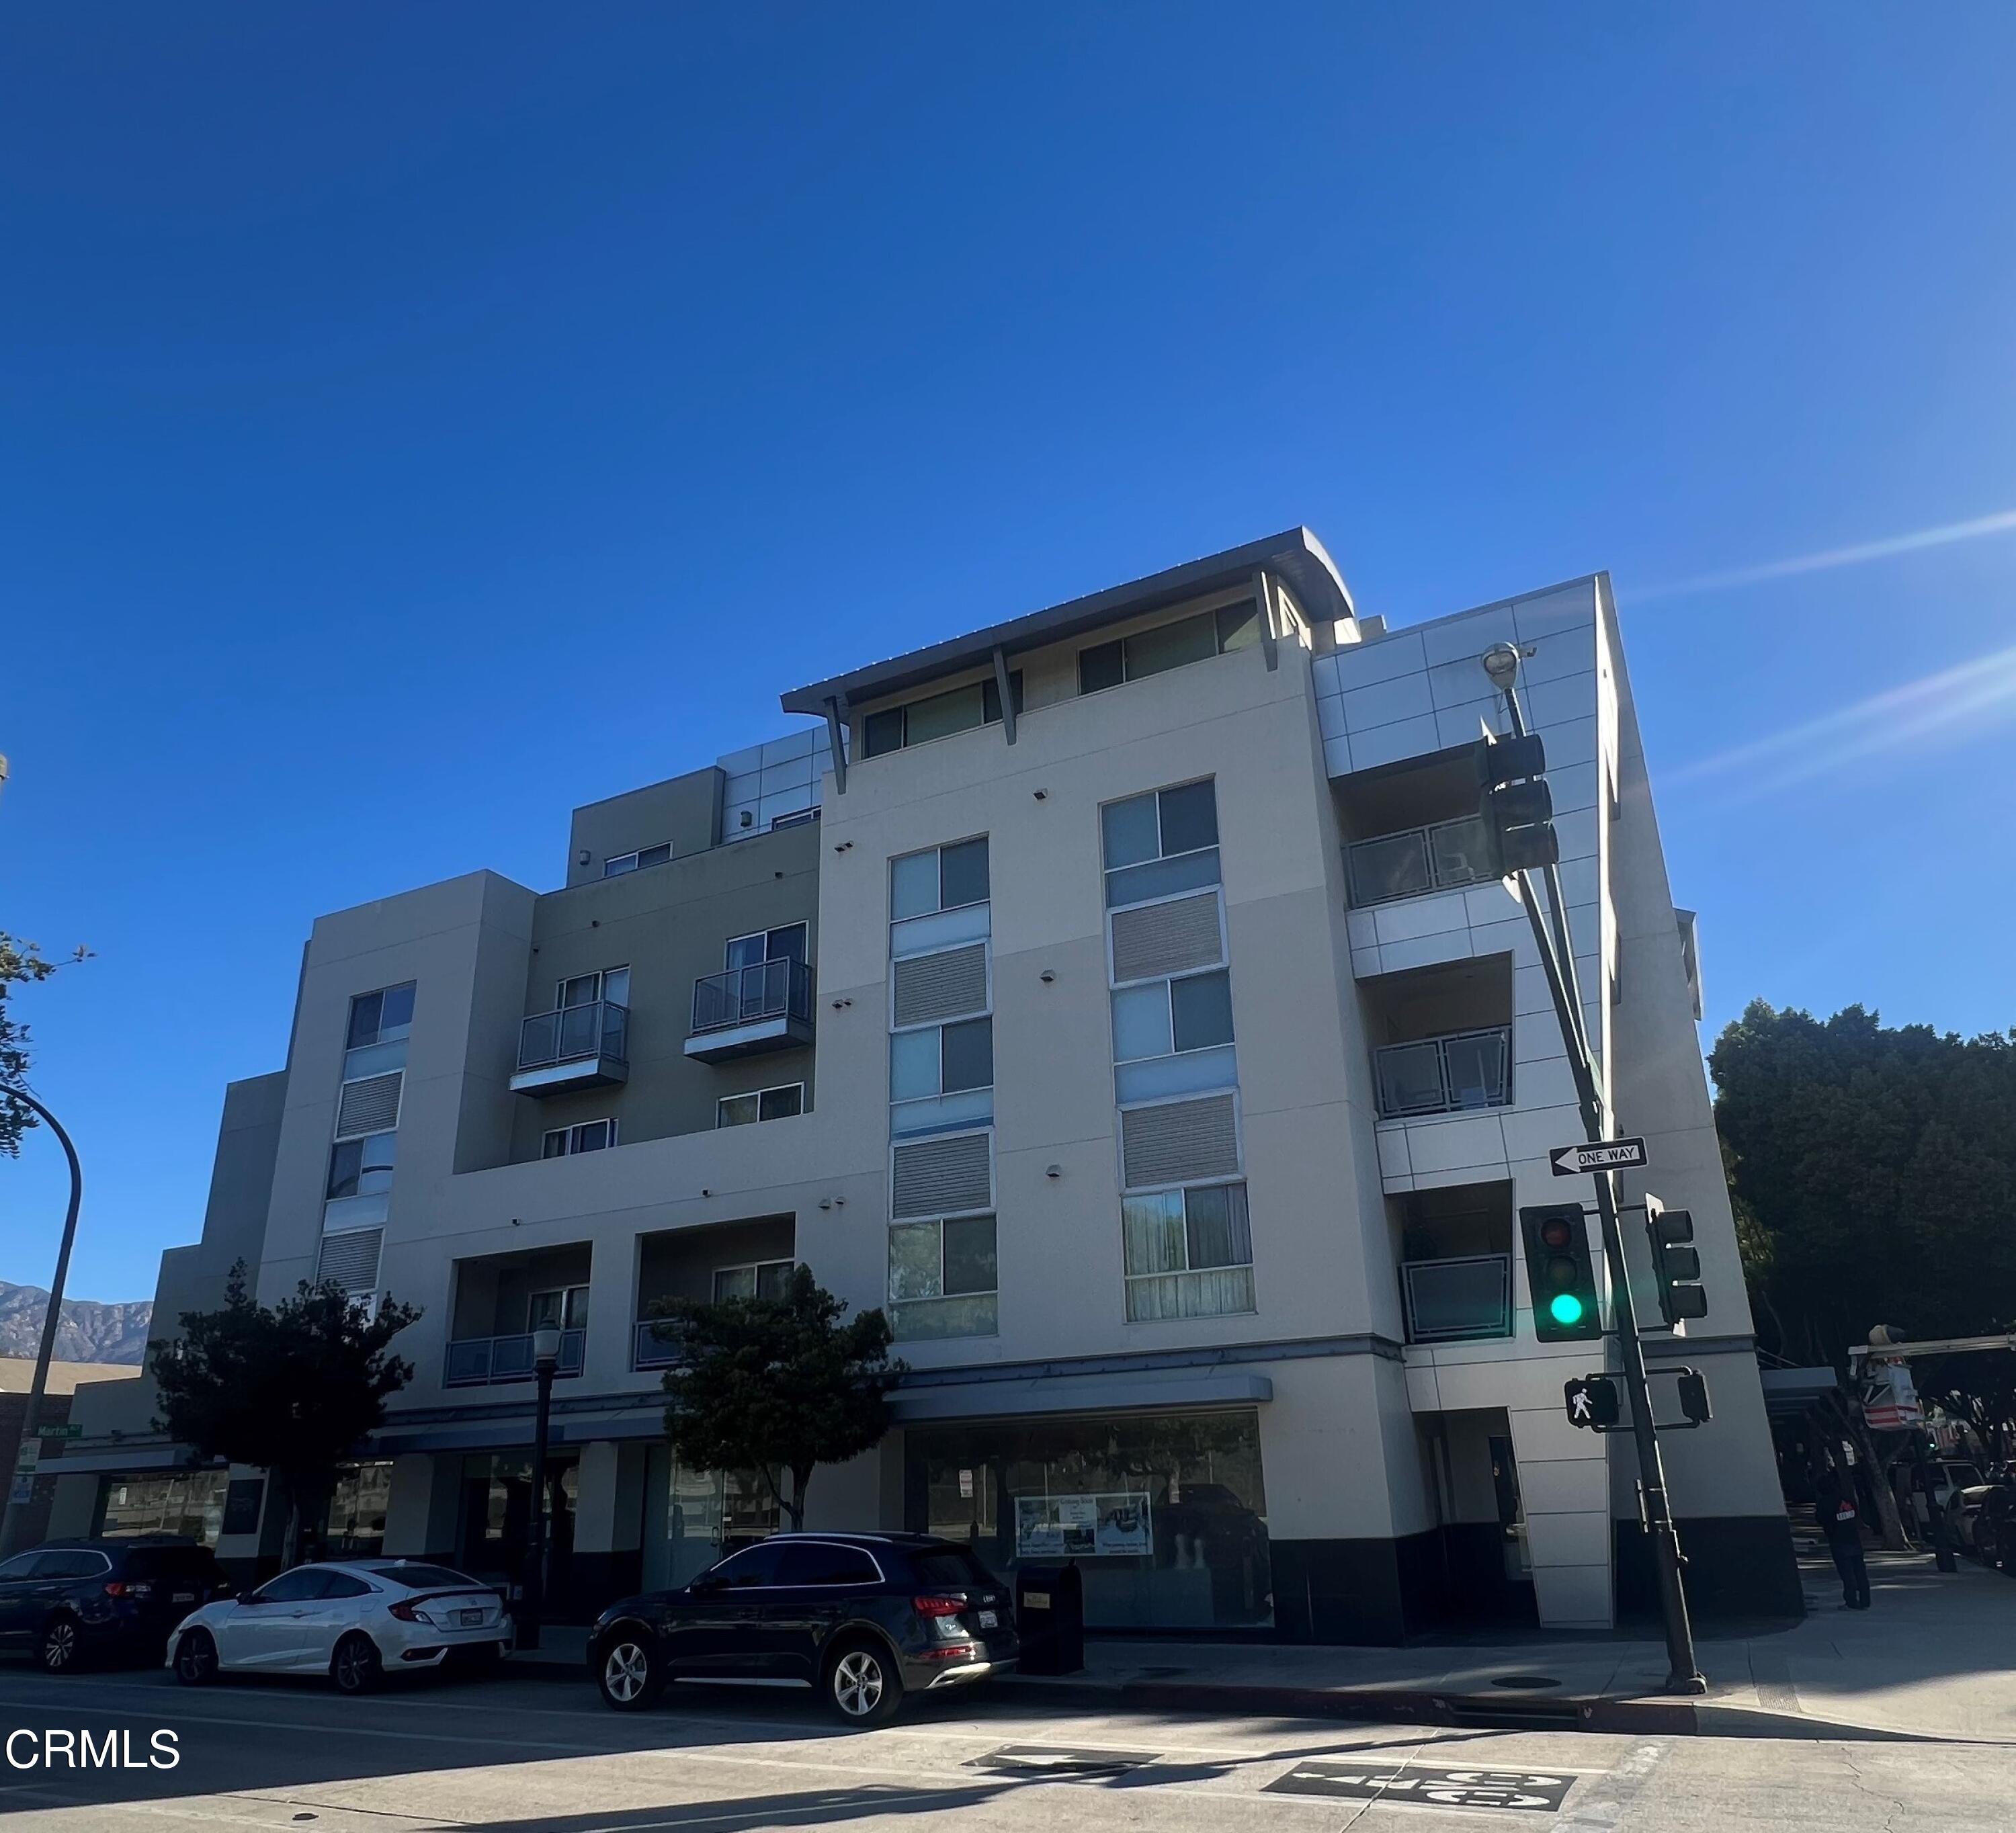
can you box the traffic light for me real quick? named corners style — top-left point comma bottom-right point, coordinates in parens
top-left (1645, 1197), bottom-right (1708, 1327)
top-left (1476, 731), bottom-right (1558, 876)
top-left (1520, 1203), bottom-right (1603, 1342)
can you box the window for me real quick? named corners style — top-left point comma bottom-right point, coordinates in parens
top-left (327, 1130), bottom-right (396, 1199)
top-left (0, 1553), bottom-right (41, 1580)
top-left (862, 675), bottom-right (1023, 759)
top-left (252, 1569), bottom-right (331, 1606)
top-left (1111, 969), bottom-right (1236, 1103)
top-left (724, 925), bottom-right (806, 972)
top-left (603, 842), bottom-right (673, 877)
top-left (528, 1285), bottom-right (589, 1331)
top-left (889, 1213), bottom-right (998, 1340)
top-left (98, 1470), bottom-right (228, 1543)
top-left (347, 984), bottom-right (415, 1052)
top-left (890, 839), bottom-right (990, 920)
top-left (542, 1119), bottom-right (616, 1158)
top-left (890, 1017), bottom-right (993, 1137)
top-left (774, 1542), bottom-right (881, 1587)
top-left (319, 1572), bottom-right (375, 1599)
top-left (32, 1550), bottom-right (111, 1580)
top-left (1078, 602), bottom-right (1261, 695)
top-left (558, 966), bottom-right (630, 1010)
top-left (712, 1259), bottom-right (796, 1302)
top-left (770, 808), bottom-right (820, 831)
top-left (706, 1541), bottom-right (788, 1589)
top-left (364, 1561), bottom-right (485, 1589)
top-left (717, 1082), bottom-right (805, 1127)
top-left (1122, 1182), bottom-right (1255, 1320)
top-left (1101, 780), bottom-right (1220, 908)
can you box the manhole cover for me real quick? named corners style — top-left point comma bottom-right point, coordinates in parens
top-left (1489, 1675), bottom-right (1562, 1689)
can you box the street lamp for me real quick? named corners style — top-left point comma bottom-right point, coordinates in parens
top-left (0, 1088), bottom-right (84, 1558)
top-left (518, 1320), bottom-right (563, 1652)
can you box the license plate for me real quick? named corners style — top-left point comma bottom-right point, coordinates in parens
top-left (978, 1609), bottom-right (999, 1629)
top-left (171, 1592), bottom-right (195, 1604)
top-left (459, 1609), bottom-right (485, 1626)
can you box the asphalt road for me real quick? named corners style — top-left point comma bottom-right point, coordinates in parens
top-left (0, 1658), bottom-right (2009, 1832)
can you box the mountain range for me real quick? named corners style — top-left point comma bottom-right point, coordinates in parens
top-left (0, 1281), bottom-right (152, 1364)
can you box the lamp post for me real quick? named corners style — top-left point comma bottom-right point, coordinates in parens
top-left (0, 1088), bottom-right (84, 1558)
top-left (519, 1321), bottom-right (563, 1652)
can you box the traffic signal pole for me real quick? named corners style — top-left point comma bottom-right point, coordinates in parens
top-left (1493, 663), bottom-right (1705, 1696)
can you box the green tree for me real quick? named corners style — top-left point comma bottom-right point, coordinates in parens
top-left (152, 1264), bottom-right (420, 1565)
top-left (0, 932), bottom-right (89, 1154)
top-left (1712, 1000), bottom-right (2016, 1369)
top-left (657, 1266), bottom-right (903, 1532)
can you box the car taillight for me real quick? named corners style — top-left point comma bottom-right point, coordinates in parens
top-left (911, 1595), bottom-right (966, 1617)
top-left (917, 1644), bottom-right (976, 1660)
top-left (388, 1600), bottom-right (423, 1622)
top-left (103, 1582), bottom-right (126, 1597)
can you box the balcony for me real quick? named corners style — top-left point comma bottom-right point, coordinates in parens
top-left (634, 1216), bottom-right (795, 1368)
top-left (684, 960), bottom-right (814, 1063)
top-left (1375, 1027), bottom-right (1511, 1119)
top-left (632, 1317), bottom-right (685, 1371)
top-left (1347, 816), bottom-right (1495, 908)
top-left (509, 1000), bottom-right (629, 1096)
top-left (1402, 1255), bottom-right (1513, 1343)
top-left (444, 1328), bottom-right (586, 1388)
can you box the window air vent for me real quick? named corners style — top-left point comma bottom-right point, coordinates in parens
top-left (891, 1131), bottom-right (993, 1219)
top-left (1110, 891), bottom-right (1223, 985)
top-left (337, 1071), bottom-right (403, 1138)
top-left (1122, 1093), bottom-right (1240, 1190)
top-left (891, 943), bottom-right (989, 1028)
top-left (317, 1226), bottom-right (384, 1295)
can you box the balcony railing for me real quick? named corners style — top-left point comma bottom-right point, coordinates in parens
top-left (1402, 1254), bottom-right (1513, 1343)
top-left (690, 959), bottom-right (812, 1035)
top-left (1347, 816), bottom-right (1495, 908)
top-left (444, 1328), bottom-right (586, 1388)
top-left (1374, 1026), bottom-right (1511, 1119)
top-left (632, 1316), bottom-right (687, 1371)
top-left (517, 1000), bottom-right (628, 1074)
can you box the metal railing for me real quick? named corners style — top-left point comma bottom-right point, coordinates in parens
top-left (444, 1328), bottom-right (586, 1387)
top-left (689, 958), bottom-right (812, 1035)
top-left (1402, 1254), bottom-right (1513, 1342)
top-left (1374, 1026), bottom-right (1511, 1118)
top-left (517, 1000), bottom-right (628, 1072)
top-left (1347, 815), bottom-right (1495, 907)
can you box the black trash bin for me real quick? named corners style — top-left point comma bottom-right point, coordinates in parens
top-left (1014, 1563), bottom-right (1084, 1675)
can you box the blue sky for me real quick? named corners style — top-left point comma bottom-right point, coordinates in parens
top-left (5, 5), bottom-right (2014, 1302)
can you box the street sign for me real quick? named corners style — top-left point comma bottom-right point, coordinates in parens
top-left (1267, 1762), bottom-right (1577, 1812)
top-left (36, 1423), bottom-right (83, 1440)
top-left (1564, 1376), bottom-right (1621, 1429)
top-left (12, 1441), bottom-right (39, 1472)
top-left (1551, 1138), bottom-right (1647, 1176)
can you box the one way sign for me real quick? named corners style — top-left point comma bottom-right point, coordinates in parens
top-left (1550, 1137), bottom-right (1647, 1176)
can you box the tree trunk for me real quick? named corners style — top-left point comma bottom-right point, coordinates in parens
top-left (1822, 1394), bottom-right (1911, 1552)
top-left (281, 1486), bottom-right (304, 1569)
top-left (785, 1464), bottom-right (810, 1533)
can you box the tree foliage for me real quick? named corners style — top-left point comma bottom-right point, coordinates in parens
top-left (657, 1266), bottom-right (903, 1531)
top-left (1712, 1000), bottom-right (2016, 1373)
top-left (152, 1263), bottom-right (419, 1562)
top-left (0, 932), bottom-right (90, 1155)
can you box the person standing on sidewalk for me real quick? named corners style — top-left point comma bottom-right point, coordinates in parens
top-left (1819, 1464), bottom-right (1872, 1609)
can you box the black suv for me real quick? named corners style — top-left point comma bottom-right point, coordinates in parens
top-left (0, 1535), bottom-right (233, 1673)
top-left (589, 1533), bottom-right (1017, 1725)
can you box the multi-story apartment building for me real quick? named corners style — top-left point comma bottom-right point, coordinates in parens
top-left (52, 529), bottom-right (1798, 1640)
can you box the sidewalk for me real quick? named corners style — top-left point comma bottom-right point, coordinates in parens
top-left (514, 1541), bottom-right (2016, 1743)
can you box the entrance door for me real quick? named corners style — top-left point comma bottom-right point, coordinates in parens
top-left (1488, 1435), bottom-right (1531, 1580)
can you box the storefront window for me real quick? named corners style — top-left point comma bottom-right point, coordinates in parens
top-left (99, 1470), bottom-right (229, 1545)
top-left (641, 1449), bottom-right (781, 1591)
top-left (323, 1461), bottom-right (394, 1555)
top-left (908, 1408), bottom-right (1271, 1629)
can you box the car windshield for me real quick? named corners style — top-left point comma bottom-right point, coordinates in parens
top-left (909, 1547), bottom-right (998, 1589)
top-left (365, 1563), bottom-right (485, 1590)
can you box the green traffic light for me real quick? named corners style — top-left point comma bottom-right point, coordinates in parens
top-left (1549, 1292), bottom-right (1587, 1326)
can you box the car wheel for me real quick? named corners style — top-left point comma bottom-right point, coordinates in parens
top-left (38, 1615), bottom-right (85, 1676)
top-left (825, 1639), bottom-right (902, 1728)
top-left (174, 1628), bottom-right (220, 1686)
top-left (596, 1629), bottom-right (663, 1711)
top-left (331, 1632), bottom-right (384, 1695)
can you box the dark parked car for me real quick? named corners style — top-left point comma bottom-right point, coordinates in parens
top-left (0, 1535), bottom-right (233, 1674)
top-left (589, 1532), bottom-right (1017, 1725)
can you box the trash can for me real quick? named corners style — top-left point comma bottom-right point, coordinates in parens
top-left (1013, 1562), bottom-right (1084, 1675)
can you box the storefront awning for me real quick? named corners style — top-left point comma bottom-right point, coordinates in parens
top-left (890, 1367), bottom-right (1272, 1424)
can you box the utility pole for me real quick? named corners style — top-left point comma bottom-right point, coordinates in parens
top-left (1480, 644), bottom-right (1705, 1695)
top-left (0, 1087), bottom-right (84, 1557)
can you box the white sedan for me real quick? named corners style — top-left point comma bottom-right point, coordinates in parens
top-left (169, 1560), bottom-right (513, 1693)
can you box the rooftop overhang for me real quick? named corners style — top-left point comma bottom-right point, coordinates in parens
top-left (780, 526), bottom-right (1353, 718)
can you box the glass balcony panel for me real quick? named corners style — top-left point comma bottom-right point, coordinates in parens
top-left (1374, 1029), bottom-right (1512, 1118)
top-left (1376, 1039), bottom-right (1450, 1116)
top-left (689, 960), bottom-right (812, 1034)
top-left (446, 1328), bottom-right (585, 1385)
top-left (1347, 830), bottom-right (1433, 906)
top-left (1403, 1254), bottom-right (1512, 1342)
top-left (1442, 1030), bottom-right (1509, 1109)
top-left (1427, 815), bottom-right (1496, 890)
